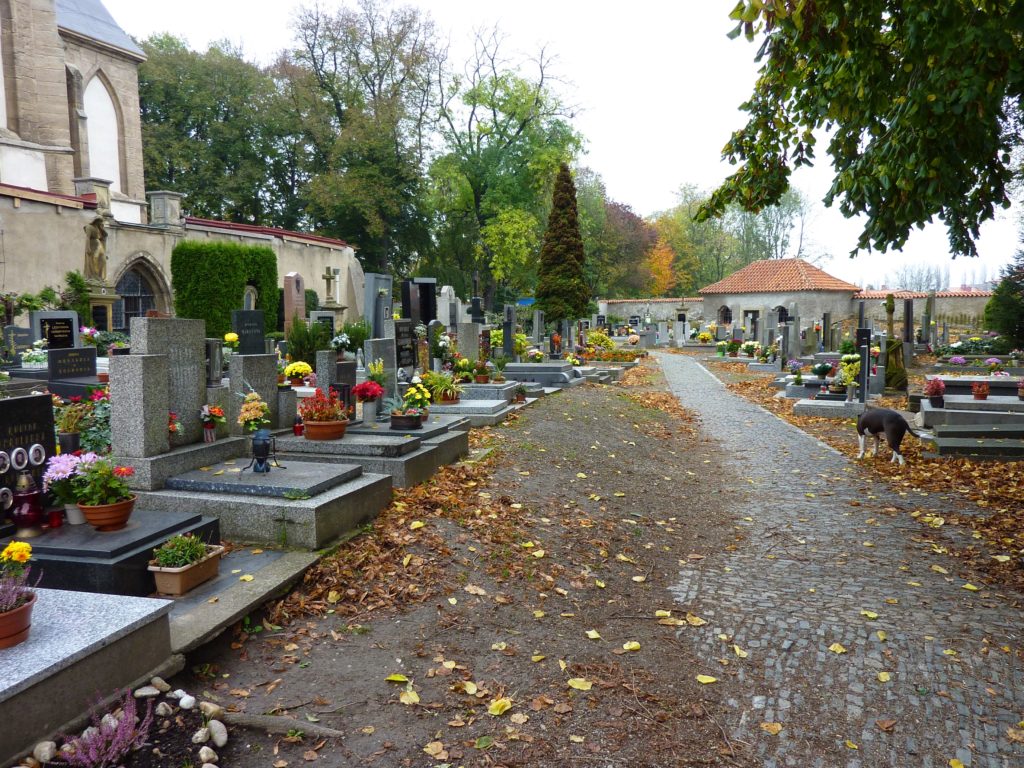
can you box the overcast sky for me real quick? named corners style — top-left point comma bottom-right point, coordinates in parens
top-left (103, 0), bottom-right (1018, 288)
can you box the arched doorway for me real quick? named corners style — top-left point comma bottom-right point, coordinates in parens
top-left (717, 306), bottom-right (732, 325)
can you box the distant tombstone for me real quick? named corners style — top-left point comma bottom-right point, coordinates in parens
top-left (283, 272), bottom-right (305, 333)
top-left (394, 318), bottom-right (416, 369)
top-left (469, 297), bottom-right (485, 324)
top-left (400, 279), bottom-right (421, 322)
top-left (532, 309), bottom-right (545, 343)
top-left (31, 310), bottom-right (80, 349)
top-left (480, 329), bottom-right (492, 359)
top-left (364, 337), bottom-right (398, 401)
top-left (676, 312), bottom-right (686, 323)
top-left (629, 315), bottom-right (641, 327)
top-left (458, 323), bottom-right (480, 361)
top-left (231, 310), bottom-right (265, 355)
top-left (502, 304), bottom-right (515, 358)
top-left (309, 310), bottom-right (335, 335)
top-left (596, 314), bottom-right (606, 327)
top-left (48, 346), bottom-right (97, 380)
top-left (363, 272), bottom-right (394, 338)
top-left (3, 325), bottom-right (31, 359)
top-left (0, 393), bottom-right (56, 494)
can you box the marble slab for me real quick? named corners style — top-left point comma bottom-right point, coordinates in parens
top-left (165, 460), bottom-right (362, 497)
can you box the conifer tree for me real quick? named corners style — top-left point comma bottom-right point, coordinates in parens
top-left (535, 164), bottom-right (589, 322)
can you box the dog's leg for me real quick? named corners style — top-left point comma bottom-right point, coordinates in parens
top-left (857, 432), bottom-right (865, 459)
top-left (892, 451), bottom-right (905, 466)
top-left (873, 433), bottom-right (881, 457)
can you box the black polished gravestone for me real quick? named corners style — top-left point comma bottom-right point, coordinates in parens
top-left (394, 318), bottom-right (417, 369)
top-left (0, 393), bottom-right (57, 536)
top-left (38, 315), bottom-right (77, 349)
top-left (45, 347), bottom-right (99, 397)
top-left (231, 310), bottom-right (266, 355)
top-left (3, 325), bottom-right (31, 358)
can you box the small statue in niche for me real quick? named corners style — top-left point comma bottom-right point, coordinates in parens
top-left (83, 216), bottom-right (108, 283)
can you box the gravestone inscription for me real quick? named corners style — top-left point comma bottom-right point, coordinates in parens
top-left (32, 311), bottom-right (80, 349)
top-left (231, 310), bottom-right (265, 355)
top-left (3, 326), bottom-right (31, 359)
top-left (48, 347), bottom-right (98, 380)
top-left (0, 393), bottom-right (56, 499)
top-left (394, 319), bottom-right (416, 369)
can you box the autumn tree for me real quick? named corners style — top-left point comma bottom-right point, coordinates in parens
top-left (701, 1), bottom-right (1023, 258)
top-left (644, 238), bottom-right (677, 296)
top-left (535, 164), bottom-right (589, 322)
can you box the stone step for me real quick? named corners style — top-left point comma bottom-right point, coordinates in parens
top-left (138, 471), bottom-right (393, 549)
top-left (933, 424), bottom-right (1024, 439)
top-left (919, 399), bottom-right (1024, 427)
top-left (428, 399), bottom-right (510, 416)
top-left (1, 589), bottom-right (176, 767)
top-left (276, 432), bottom-right (421, 457)
top-left (3, 508), bottom-right (219, 597)
top-left (792, 398), bottom-right (866, 418)
top-left (116, 436), bottom-right (250, 491)
top-left (940, 395), bottom-right (1024, 412)
top-left (165, 460), bottom-right (362, 497)
top-left (423, 430), bottom-right (470, 466)
top-left (347, 413), bottom-right (471, 438)
top-left (931, 437), bottom-right (1024, 458)
top-left (167, 547), bottom-right (319, 653)
top-left (457, 382), bottom-right (517, 402)
top-left (284, 444), bottom-right (441, 488)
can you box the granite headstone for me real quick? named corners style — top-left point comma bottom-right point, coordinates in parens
top-left (47, 346), bottom-right (97, 380)
top-left (31, 310), bottom-right (80, 349)
top-left (231, 310), bottom-right (265, 355)
top-left (394, 319), bottom-right (416, 369)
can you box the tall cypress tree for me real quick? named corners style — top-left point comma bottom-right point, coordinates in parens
top-left (535, 164), bottom-right (589, 322)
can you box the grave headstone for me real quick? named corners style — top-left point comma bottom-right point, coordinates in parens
top-left (856, 327), bottom-right (872, 403)
top-left (657, 321), bottom-right (668, 345)
top-left (400, 279), bottom-right (421, 322)
top-left (394, 318), bottom-right (416, 370)
top-left (309, 310), bottom-right (335, 335)
top-left (129, 317), bottom-right (207, 445)
top-left (427, 319), bottom-right (444, 368)
top-left (283, 272), bottom-right (306, 333)
top-left (47, 346), bottom-right (97, 380)
top-left (673, 320), bottom-right (685, 348)
top-left (458, 323), bottom-right (480, 361)
top-left (227, 354), bottom-right (279, 435)
top-left (231, 310), bottom-right (265, 355)
top-left (363, 273), bottom-right (394, 339)
top-left (315, 349), bottom-right (339, 393)
top-left (596, 313), bottom-right (606, 327)
top-left (365, 337), bottom-right (398, 402)
top-left (532, 309), bottom-right (545, 343)
top-left (469, 297), bottom-right (485, 324)
top-left (502, 305), bottom-right (515, 358)
top-left (629, 315), bottom-right (641, 328)
top-left (110, 354), bottom-right (170, 457)
top-left (3, 325), bottom-right (31, 359)
top-left (821, 312), bottom-right (832, 350)
top-left (31, 310), bottom-right (80, 349)
top-left (0, 393), bottom-right (56, 496)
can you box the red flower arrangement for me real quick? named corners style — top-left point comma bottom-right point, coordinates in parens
top-left (298, 387), bottom-right (347, 422)
top-left (353, 381), bottom-right (384, 403)
top-left (167, 411), bottom-right (179, 434)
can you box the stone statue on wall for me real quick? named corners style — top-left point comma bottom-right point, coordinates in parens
top-left (84, 216), bottom-right (108, 283)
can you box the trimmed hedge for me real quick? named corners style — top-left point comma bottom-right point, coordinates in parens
top-left (171, 241), bottom-right (278, 337)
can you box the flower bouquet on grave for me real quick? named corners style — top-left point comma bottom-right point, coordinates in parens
top-left (284, 361), bottom-right (312, 386)
top-left (71, 456), bottom-right (137, 531)
top-left (298, 387), bottom-right (348, 440)
top-left (788, 360), bottom-right (803, 384)
top-left (0, 541), bottom-right (40, 649)
top-left (237, 391), bottom-right (271, 432)
top-left (367, 358), bottom-right (387, 386)
top-left (923, 378), bottom-right (945, 407)
top-left (353, 380), bottom-right (385, 422)
top-left (330, 333), bottom-right (350, 354)
top-left (79, 325), bottom-right (100, 347)
top-left (403, 380), bottom-right (432, 422)
top-left (811, 362), bottom-right (833, 380)
top-left (386, 397), bottom-right (424, 430)
top-left (527, 349), bottom-right (544, 363)
top-left (200, 404), bottom-right (226, 442)
top-left (20, 340), bottom-right (47, 369)
top-left (453, 357), bottom-right (475, 383)
top-left (971, 381), bottom-right (989, 400)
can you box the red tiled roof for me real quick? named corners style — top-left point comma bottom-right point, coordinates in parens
top-left (855, 289), bottom-right (993, 299)
top-left (698, 259), bottom-right (862, 294)
top-left (603, 297), bottom-right (702, 304)
top-left (0, 182), bottom-right (97, 209)
top-left (185, 217), bottom-right (353, 249)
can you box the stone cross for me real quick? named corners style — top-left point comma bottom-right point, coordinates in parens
top-left (321, 266), bottom-right (335, 301)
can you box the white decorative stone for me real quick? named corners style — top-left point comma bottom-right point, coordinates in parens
top-left (208, 719), bottom-right (228, 748)
top-left (199, 701), bottom-right (224, 720)
top-left (155, 702), bottom-right (174, 717)
top-left (168, 689), bottom-right (186, 700)
top-left (101, 714), bottom-right (119, 731)
top-left (198, 746), bottom-right (218, 763)
top-left (150, 676), bottom-right (171, 692)
top-left (32, 743), bottom-right (56, 763)
top-left (191, 727), bottom-right (210, 744)
top-left (202, 764), bottom-right (218, 768)
top-left (178, 694), bottom-right (197, 710)
top-left (134, 685), bottom-right (161, 698)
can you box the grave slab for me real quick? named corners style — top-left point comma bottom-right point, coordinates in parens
top-left (4, 508), bottom-right (219, 596)
top-left (0, 589), bottom-right (172, 766)
top-left (792, 398), bottom-right (866, 418)
top-left (346, 413), bottom-right (470, 439)
top-left (165, 460), bottom-right (362, 497)
top-left (277, 433), bottom-right (421, 457)
top-left (285, 443), bottom-right (440, 488)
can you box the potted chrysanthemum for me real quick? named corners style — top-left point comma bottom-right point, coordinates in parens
top-left (71, 455), bottom-right (137, 531)
top-left (0, 541), bottom-right (38, 649)
top-left (148, 533), bottom-right (224, 596)
top-left (298, 387), bottom-right (349, 440)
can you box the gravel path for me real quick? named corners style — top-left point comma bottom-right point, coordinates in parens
top-left (656, 351), bottom-right (1024, 768)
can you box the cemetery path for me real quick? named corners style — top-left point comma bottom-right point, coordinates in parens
top-left (656, 351), bottom-right (1024, 768)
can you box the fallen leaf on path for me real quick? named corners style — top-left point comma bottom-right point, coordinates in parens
top-left (876, 631), bottom-right (887, 641)
top-left (829, 643), bottom-right (847, 654)
top-left (622, 641), bottom-right (641, 652)
top-left (655, 610), bottom-right (672, 618)
top-left (409, 521), bottom-right (425, 530)
top-left (488, 697), bottom-right (512, 716)
top-left (962, 583), bottom-right (980, 591)
top-left (385, 674), bottom-right (409, 683)
top-left (685, 613), bottom-right (707, 626)
top-left (949, 760), bottom-right (964, 768)
top-left (567, 678), bottom-right (592, 691)
top-left (876, 719), bottom-right (896, 732)
top-left (585, 630), bottom-right (602, 640)
top-left (931, 565), bottom-right (949, 575)
top-left (569, 735), bottom-right (585, 743)
top-left (464, 584), bottom-right (486, 595)
top-left (399, 689), bottom-right (420, 705)
top-left (878, 672), bottom-right (891, 682)
top-left (845, 740), bottom-right (858, 750)
top-left (733, 645), bottom-right (748, 658)
top-left (761, 723), bottom-right (782, 735)
top-left (696, 675), bottom-right (717, 684)
top-left (423, 741), bottom-right (447, 759)
top-left (860, 610), bottom-right (879, 620)
top-left (510, 712), bottom-right (529, 724)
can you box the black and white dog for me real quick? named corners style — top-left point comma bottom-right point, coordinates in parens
top-left (856, 408), bottom-right (923, 466)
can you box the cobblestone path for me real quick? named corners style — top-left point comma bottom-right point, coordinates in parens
top-left (656, 352), bottom-right (1024, 768)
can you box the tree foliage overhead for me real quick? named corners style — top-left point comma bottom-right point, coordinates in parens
top-left (536, 164), bottom-right (589, 321)
top-left (700, 0), bottom-right (1024, 258)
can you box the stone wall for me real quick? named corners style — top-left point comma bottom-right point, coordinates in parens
top-left (598, 298), bottom-right (705, 324)
top-left (699, 290), bottom-right (855, 330)
top-left (861, 295), bottom-right (991, 327)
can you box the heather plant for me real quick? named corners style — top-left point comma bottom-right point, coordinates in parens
top-left (0, 541), bottom-right (37, 613)
top-left (54, 689), bottom-right (153, 768)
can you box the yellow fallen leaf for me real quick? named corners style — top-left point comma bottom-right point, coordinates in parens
top-left (613, 492), bottom-right (626, 497)
top-left (685, 613), bottom-right (707, 626)
top-left (845, 740), bottom-right (858, 750)
top-left (595, 580), bottom-right (606, 589)
top-left (532, 549), bottom-right (546, 558)
top-left (585, 630), bottom-right (602, 640)
top-left (943, 649), bottom-right (957, 656)
top-left (399, 689), bottom-right (420, 705)
top-left (464, 584), bottom-right (487, 595)
top-left (198, 466), bottom-right (211, 471)
top-left (993, 555), bottom-right (1011, 563)
top-left (423, 741), bottom-right (446, 757)
top-left (878, 671), bottom-right (891, 682)
top-left (510, 712), bottom-right (529, 725)
top-left (409, 520), bottom-right (425, 530)
top-left (655, 610), bottom-right (672, 618)
top-left (212, 470), bottom-right (224, 476)
top-left (576, 472), bottom-right (587, 479)
top-left (569, 735), bottom-right (585, 743)
top-left (360, 726), bottom-right (375, 735)
top-left (860, 610), bottom-right (879, 620)
top-left (521, 541), bottom-right (534, 548)
top-left (931, 564), bottom-right (949, 574)
top-left (442, 660), bottom-right (456, 670)
top-left (385, 674), bottom-right (409, 683)
top-left (567, 678), bottom-right (592, 691)
top-left (622, 641), bottom-right (641, 652)
top-left (487, 697), bottom-right (512, 716)
top-left (448, 597), bottom-right (457, 605)
top-left (402, 554), bottom-right (412, 567)
top-left (531, 655), bottom-right (545, 662)
top-left (326, 590), bottom-right (341, 604)
top-left (805, 492), bottom-right (815, 498)
top-left (733, 644), bottom-right (748, 659)
top-left (463, 681), bottom-right (478, 695)
top-left (908, 581), bottom-right (922, 587)
top-left (558, 659), bottom-right (567, 671)
top-left (876, 631), bottom-right (887, 642)
top-left (533, 610), bottom-right (545, 618)
top-left (863, 541), bottom-right (874, 547)
top-left (829, 643), bottom-right (847, 654)
top-left (950, 760), bottom-right (965, 768)
top-left (761, 722), bottom-right (783, 735)
top-left (631, 575), bottom-right (646, 583)
top-left (616, 554), bottom-right (636, 563)
top-left (250, 548), bottom-right (263, 554)
top-left (962, 583), bottom-right (980, 591)
top-left (239, 574), bottom-right (254, 582)
top-left (491, 642), bottom-right (507, 651)
top-left (696, 675), bottom-right (717, 684)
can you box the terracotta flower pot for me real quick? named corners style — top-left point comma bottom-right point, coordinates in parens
top-left (420, 409), bottom-right (430, 423)
top-left (0, 592), bottom-right (36, 649)
top-left (973, 394), bottom-right (987, 400)
top-left (928, 395), bottom-right (945, 408)
top-left (290, 377), bottom-right (304, 387)
top-left (303, 420), bottom-right (348, 440)
top-left (97, 373), bottom-right (109, 383)
top-left (78, 495), bottom-right (136, 532)
top-left (149, 545), bottom-right (225, 596)
top-left (728, 352), bottom-right (738, 357)
top-left (474, 375), bottom-right (490, 383)
top-left (439, 395), bottom-right (460, 404)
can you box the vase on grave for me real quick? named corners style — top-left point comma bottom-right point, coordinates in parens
top-left (64, 503), bottom-right (86, 525)
top-left (928, 395), bottom-right (944, 408)
top-left (846, 383), bottom-right (858, 402)
top-left (78, 495), bottom-right (136, 532)
top-left (58, 432), bottom-right (80, 455)
top-left (203, 424), bottom-right (217, 443)
top-left (361, 398), bottom-right (379, 424)
top-left (0, 592), bottom-right (36, 650)
top-left (432, 357), bottom-right (442, 372)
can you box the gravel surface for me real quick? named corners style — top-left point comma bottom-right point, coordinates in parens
top-left (656, 351), bottom-right (1024, 768)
